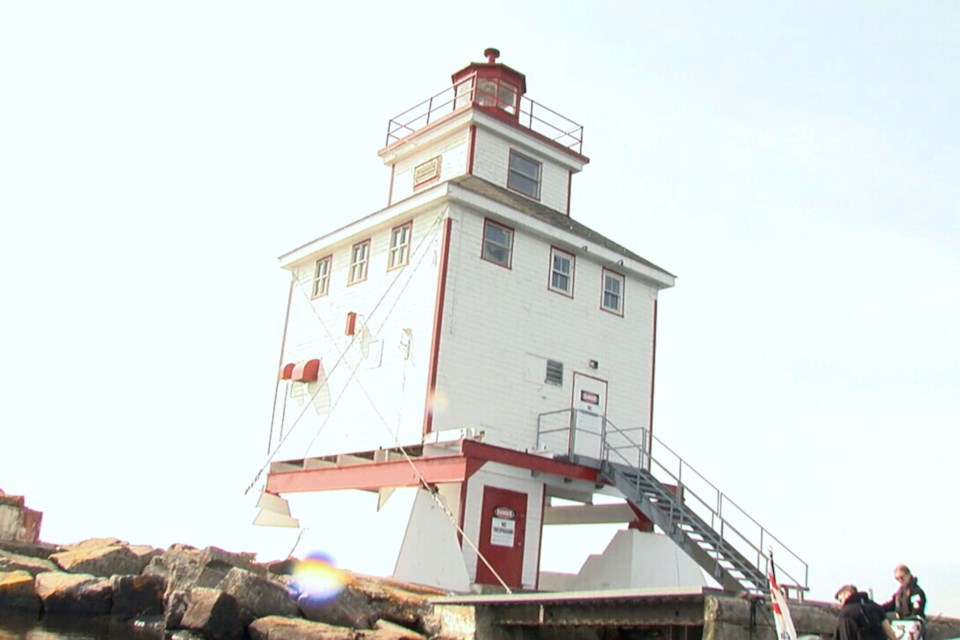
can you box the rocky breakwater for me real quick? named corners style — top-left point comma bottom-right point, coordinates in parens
top-left (0, 537), bottom-right (465, 639)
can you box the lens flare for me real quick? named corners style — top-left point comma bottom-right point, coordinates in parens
top-left (293, 551), bottom-right (347, 601)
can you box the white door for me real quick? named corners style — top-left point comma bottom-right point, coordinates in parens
top-left (571, 373), bottom-right (607, 461)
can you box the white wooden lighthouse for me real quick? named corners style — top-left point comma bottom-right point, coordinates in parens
top-left (259, 49), bottom-right (802, 596)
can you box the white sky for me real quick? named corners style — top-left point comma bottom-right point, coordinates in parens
top-left (2, 0), bottom-right (958, 616)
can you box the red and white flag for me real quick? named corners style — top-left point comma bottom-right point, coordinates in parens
top-left (769, 557), bottom-right (798, 640)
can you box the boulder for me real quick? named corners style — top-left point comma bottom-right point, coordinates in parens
top-left (145, 544), bottom-right (264, 597)
top-left (218, 566), bottom-right (299, 624)
top-left (111, 574), bottom-right (166, 619)
top-left (299, 584), bottom-right (379, 630)
top-left (179, 587), bottom-right (244, 640)
top-left (0, 569), bottom-right (41, 614)
top-left (164, 589), bottom-right (191, 629)
top-left (35, 571), bottom-right (112, 617)
top-left (0, 548), bottom-right (58, 576)
top-left (249, 615), bottom-right (360, 640)
top-left (371, 619), bottom-right (427, 639)
top-left (349, 575), bottom-right (440, 635)
top-left (50, 544), bottom-right (147, 577)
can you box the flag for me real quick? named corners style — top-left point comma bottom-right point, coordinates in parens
top-left (769, 558), bottom-right (798, 640)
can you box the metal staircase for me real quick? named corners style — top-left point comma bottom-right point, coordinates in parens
top-left (537, 409), bottom-right (808, 596)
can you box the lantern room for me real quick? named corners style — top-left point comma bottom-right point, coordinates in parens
top-left (451, 47), bottom-right (527, 120)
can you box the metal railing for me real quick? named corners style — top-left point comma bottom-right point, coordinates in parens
top-left (536, 408), bottom-right (809, 594)
top-left (384, 73), bottom-right (584, 153)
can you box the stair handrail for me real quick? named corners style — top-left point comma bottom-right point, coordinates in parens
top-left (536, 408), bottom-right (808, 593)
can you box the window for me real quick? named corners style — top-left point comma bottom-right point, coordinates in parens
top-left (388, 222), bottom-right (412, 270)
top-left (602, 269), bottom-right (625, 315)
top-left (545, 360), bottom-right (563, 386)
top-left (507, 150), bottom-right (541, 200)
top-left (348, 240), bottom-right (370, 285)
top-left (311, 256), bottom-right (332, 298)
top-left (481, 219), bottom-right (513, 268)
top-left (548, 248), bottom-right (574, 296)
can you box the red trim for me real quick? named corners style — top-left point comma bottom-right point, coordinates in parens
top-left (457, 475), bottom-right (469, 545)
top-left (565, 171), bottom-right (572, 216)
top-left (480, 218), bottom-right (514, 270)
top-left (599, 268), bottom-right (625, 317)
top-left (534, 484), bottom-right (546, 590)
top-left (266, 439), bottom-right (600, 494)
top-left (466, 125), bottom-right (477, 175)
top-left (648, 299), bottom-right (658, 446)
top-left (424, 218), bottom-right (452, 435)
top-left (461, 440), bottom-right (599, 482)
top-left (267, 455), bottom-right (472, 493)
top-left (547, 246), bottom-right (575, 298)
top-left (345, 312), bottom-right (357, 336)
top-left (279, 363), bottom-right (295, 380)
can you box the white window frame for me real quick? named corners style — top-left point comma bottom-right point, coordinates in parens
top-left (311, 255), bottom-right (332, 298)
top-left (348, 239), bottom-right (370, 285)
top-left (507, 150), bottom-right (542, 200)
top-left (481, 219), bottom-right (514, 269)
top-left (388, 222), bottom-right (412, 270)
top-left (601, 268), bottom-right (625, 316)
top-left (548, 247), bottom-right (575, 297)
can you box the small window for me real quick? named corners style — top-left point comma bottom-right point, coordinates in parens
top-left (548, 248), bottom-right (574, 296)
top-left (545, 360), bottom-right (563, 386)
top-left (497, 81), bottom-right (518, 114)
top-left (507, 150), bottom-right (541, 200)
top-left (311, 256), bottom-right (332, 298)
top-left (602, 269), bottom-right (625, 315)
top-left (481, 219), bottom-right (513, 268)
top-left (388, 222), bottom-right (412, 270)
top-left (348, 240), bottom-right (370, 285)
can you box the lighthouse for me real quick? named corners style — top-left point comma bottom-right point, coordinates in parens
top-left (259, 49), bottom-right (804, 596)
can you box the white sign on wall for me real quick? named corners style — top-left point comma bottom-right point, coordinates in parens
top-left (490, 506), bottom-right (516, 547)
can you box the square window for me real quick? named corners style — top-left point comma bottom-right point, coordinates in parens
top-left (602, 269), bottom-right (625, 315)
top-left (388, 222), bottom-right (412, 270)
top-left (348, 240), bottom-right (370, 285)
top-left (311, 256), bottom-right (332, 298)
top-left (481, 219), bottom-right (513, 268)
top-left (507, 150), bottom-right (541, 200)
top-left (545, 359), bottom-right (563, 386)
top-left (548, 247), bottom-right (575, 296)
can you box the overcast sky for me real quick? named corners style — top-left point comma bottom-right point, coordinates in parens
top-left (2, 1), bottom-right (957, 615)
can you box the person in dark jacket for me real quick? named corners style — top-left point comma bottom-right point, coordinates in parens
top-left (834, 584), bottom-right (897, 640)
top-left (883, 564), bottom-right (927, 619)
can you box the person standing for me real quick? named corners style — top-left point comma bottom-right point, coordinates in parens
top-left (834, 584), bottom-right (898, 640)
top-left (883, 565), bottom-right (927, 619)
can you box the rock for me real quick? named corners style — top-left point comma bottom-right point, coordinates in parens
top-left (249, 615), bottom-right (360, 640)
top-left (65, 537), bottom-right (127, 550)
top-left (179, 587), bottom-right (244, 640)
top-left (299, 584), bottom-right (378, 630)
top-left (164, 589), bottom-right (191, 629)
top-left (349, 575), bottom-right (439, 634)
top-left (218, 566), bottom-right (299, 624)
top-left (50, 544), bottom-right (147, 577)
top-left (35, 571), bottom-right (112, 617)
top-left (0, 569), bottom-right (42, 614)
top-left (266, 558), bottom-right (298, 576)
top-left (0, 548), bottom-right (58, 576)
top-left (145, 544), bottom-right (265, 598)
top-left (111, 574), bottom-right (166, 619)
top-left (371, 619), bottom-right (427, 639)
